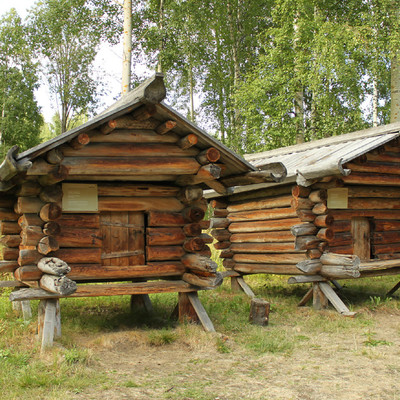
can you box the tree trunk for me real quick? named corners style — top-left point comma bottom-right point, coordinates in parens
top-left (122, 0), bottom-right (132, 95)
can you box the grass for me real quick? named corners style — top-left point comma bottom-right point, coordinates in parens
top-left (0, 273), bottom-right (400, 398)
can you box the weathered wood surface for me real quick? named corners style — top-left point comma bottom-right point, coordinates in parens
top-left (62, 143), bottom-right (197, 158)
top-left (210, 229), bottom-right (231, 242)
top-left (40, 185), bottom-right (63, 203)
top-left (15, 262), bottom-right (186, 281)
top-left (228, 218), bottom-right (301, 233)
top-left (38, 236), bottom-right (60, 255)
top-left (61, 157), bottom-right (201, 175)
top-left (342, 172), bottom-right (400, 186)
top-left (359, 259), bottom-right (400, 271)
top-left (18, 248), bottom-right (102, 266)
top-left (292, 185), bottom-right (311, 198)
top-left (314, 214), bottom-right (334, 227)
top-left (230, 231), bottom-right (294, 243)
top-left (146, 227), bottom-right (185, 246)
top-left (227, 195), bottom-right (292, 213)
top-left (146, 246), bottom-right (185, 261)
top-left (186, 292), bottom-right (216, 332)
top-left (291, 223), bottom-right (318, 236)
top-left (228, 207), bottom-right (297, 222)
top-left (90, 129), bottom-right (178, 143)
top-left (183, 237), bottom-right (205, 252)
top-left (97, 183), bottom-right (179, 198)
top-left (319, 265), bottom-right (361, 279)
top-left (182, 272), bottom-right (223, 288)
top-left (0, 235), bottom-right (21, 247)
top-left (249, 298), bottom-right (270, 326)
top-left (210, 218), bottom-right (230, 229)
top-left (0, 221), bottom-right (20, 234)
top-left (287, 275), bottom-right (327, 284)
top-left (320, 253), bottom-right (360, 266)
top-left (9, 280), bottom-right (197, 300)
top-left (229, 185), bottom-right (292, 203)
top-left (57, 214), bottom-right (100, 228)
top-left (40, 274), bottom-right (77, 295)
top-left (332, 210), bottom-right (400, 220)
top-left (2, 247), bottom-right (19, 260)
top-left (296, 259), bottom-right (322, 274)
top-left (291, 197), bottom-right (315, 210)
top-left (40, 203), bottom-right (62, 222)
top-left (233, 253), bottom-right (305, 264)
top-left (155, 120), bottom-right (177, 135)
top-left (38, 257), bottom-right (71, 276)
top-left (69, 132), bottom-right (90, 149)
top-left (181, 253), bottom-right (218, 272)
top-left (196, 148), bottom-right (220, 165)
top-left (233, 263), bottom-right (301, 275)
top-left (98, 197), bottom-right (184, 212)
top-left (0, 208), bottom-right (19, 221)
top-left (147, 211), bottom-right (186, 226)
top-left (230, 242), bottom-right (297, 253)
top-left (0, 260), bottom-right (19, 272)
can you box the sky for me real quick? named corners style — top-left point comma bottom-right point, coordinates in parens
top-left (0, 1), bottom-right (127, 122)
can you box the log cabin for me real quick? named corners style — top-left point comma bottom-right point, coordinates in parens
top-left (0, 74), bottom-right (286, 348)
top-left (207, 122), bottom-right (400, 315)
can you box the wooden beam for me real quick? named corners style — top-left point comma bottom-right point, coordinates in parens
top-left (10, 280), bottom-right (197, 300)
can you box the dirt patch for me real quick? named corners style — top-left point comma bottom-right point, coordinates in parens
top-left (68, 312), bottom-right (400, 400)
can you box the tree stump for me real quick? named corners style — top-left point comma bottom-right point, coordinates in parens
top-left (249, 298), bottom-right (270, 326)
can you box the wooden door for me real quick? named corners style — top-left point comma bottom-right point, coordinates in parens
top-left (100, 212), bottom-right (145, 266)
top-left (351, 217), bottom-right (371, 261)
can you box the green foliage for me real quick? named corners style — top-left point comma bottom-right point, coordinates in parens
top-left (27, 0), bottom-right (120, 133)
top-left (0, 9), bottom-right (43, 156)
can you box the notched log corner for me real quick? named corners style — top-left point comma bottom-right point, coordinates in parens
top-left (0, 146), bottom-right (32, 182)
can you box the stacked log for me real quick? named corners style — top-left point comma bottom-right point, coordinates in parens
top-left (0, 194), bottom-right (21, 275)
top-left (211, 185), bottom-right (308, 276)
top-left (37, 257), bottom-right (77, 295)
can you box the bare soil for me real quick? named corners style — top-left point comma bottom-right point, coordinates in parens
top-left (69, 311), bottom-right (400, 400)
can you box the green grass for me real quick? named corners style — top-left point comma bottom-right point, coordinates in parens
top-left (0, 273), bottom-right (400, 398)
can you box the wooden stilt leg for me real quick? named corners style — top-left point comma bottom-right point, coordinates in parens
top-left (231, 276), bottom-right (255, 298)
top-left (298, 287), bottom-right (313, 307)
top-left (312, 283), bottom-right (328, 310)
top-left (178, 292), bottom-right (199, 324)
top-left (386, 281), bottom-right (400, 297)
top-left (130, 294), bottom-right (153, 314)
top-left (21, 301), bottom-right (32, 321)
top-left (236, 277), bottom-right (255, 298)
top-left (231, 277), bottom-right (241, 292)
top-left (41, 299), bottom-right (58, 351)
top-left (54, 300), bottom-right (61, 338)
top-left (187, 292), bottom-right (215, 332)
top-left (318, 282), bottom-right (356, 317)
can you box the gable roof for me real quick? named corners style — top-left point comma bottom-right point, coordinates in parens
top-left (14, 74), bottom-right (255, 177)
top-left (245, 122), bottom-right (400, 187)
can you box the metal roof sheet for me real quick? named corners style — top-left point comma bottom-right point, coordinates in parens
top-left (245, 123), bottom-right (400, 185)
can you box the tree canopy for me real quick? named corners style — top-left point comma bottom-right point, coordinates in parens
top-left (0, 9), bottom-right (42, 156)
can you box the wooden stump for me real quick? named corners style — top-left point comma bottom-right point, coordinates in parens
top-left (249, 298), bottom-right (270, 326)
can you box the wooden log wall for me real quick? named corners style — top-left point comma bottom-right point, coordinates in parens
top-left (210, 185), bottom-right (309, 276)
top-left (7, 106), bottom-right (225, 293)
top-left (0, 193), bottom-right (21, 275)
top-left (328, 140), bottom-right (400, 262)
